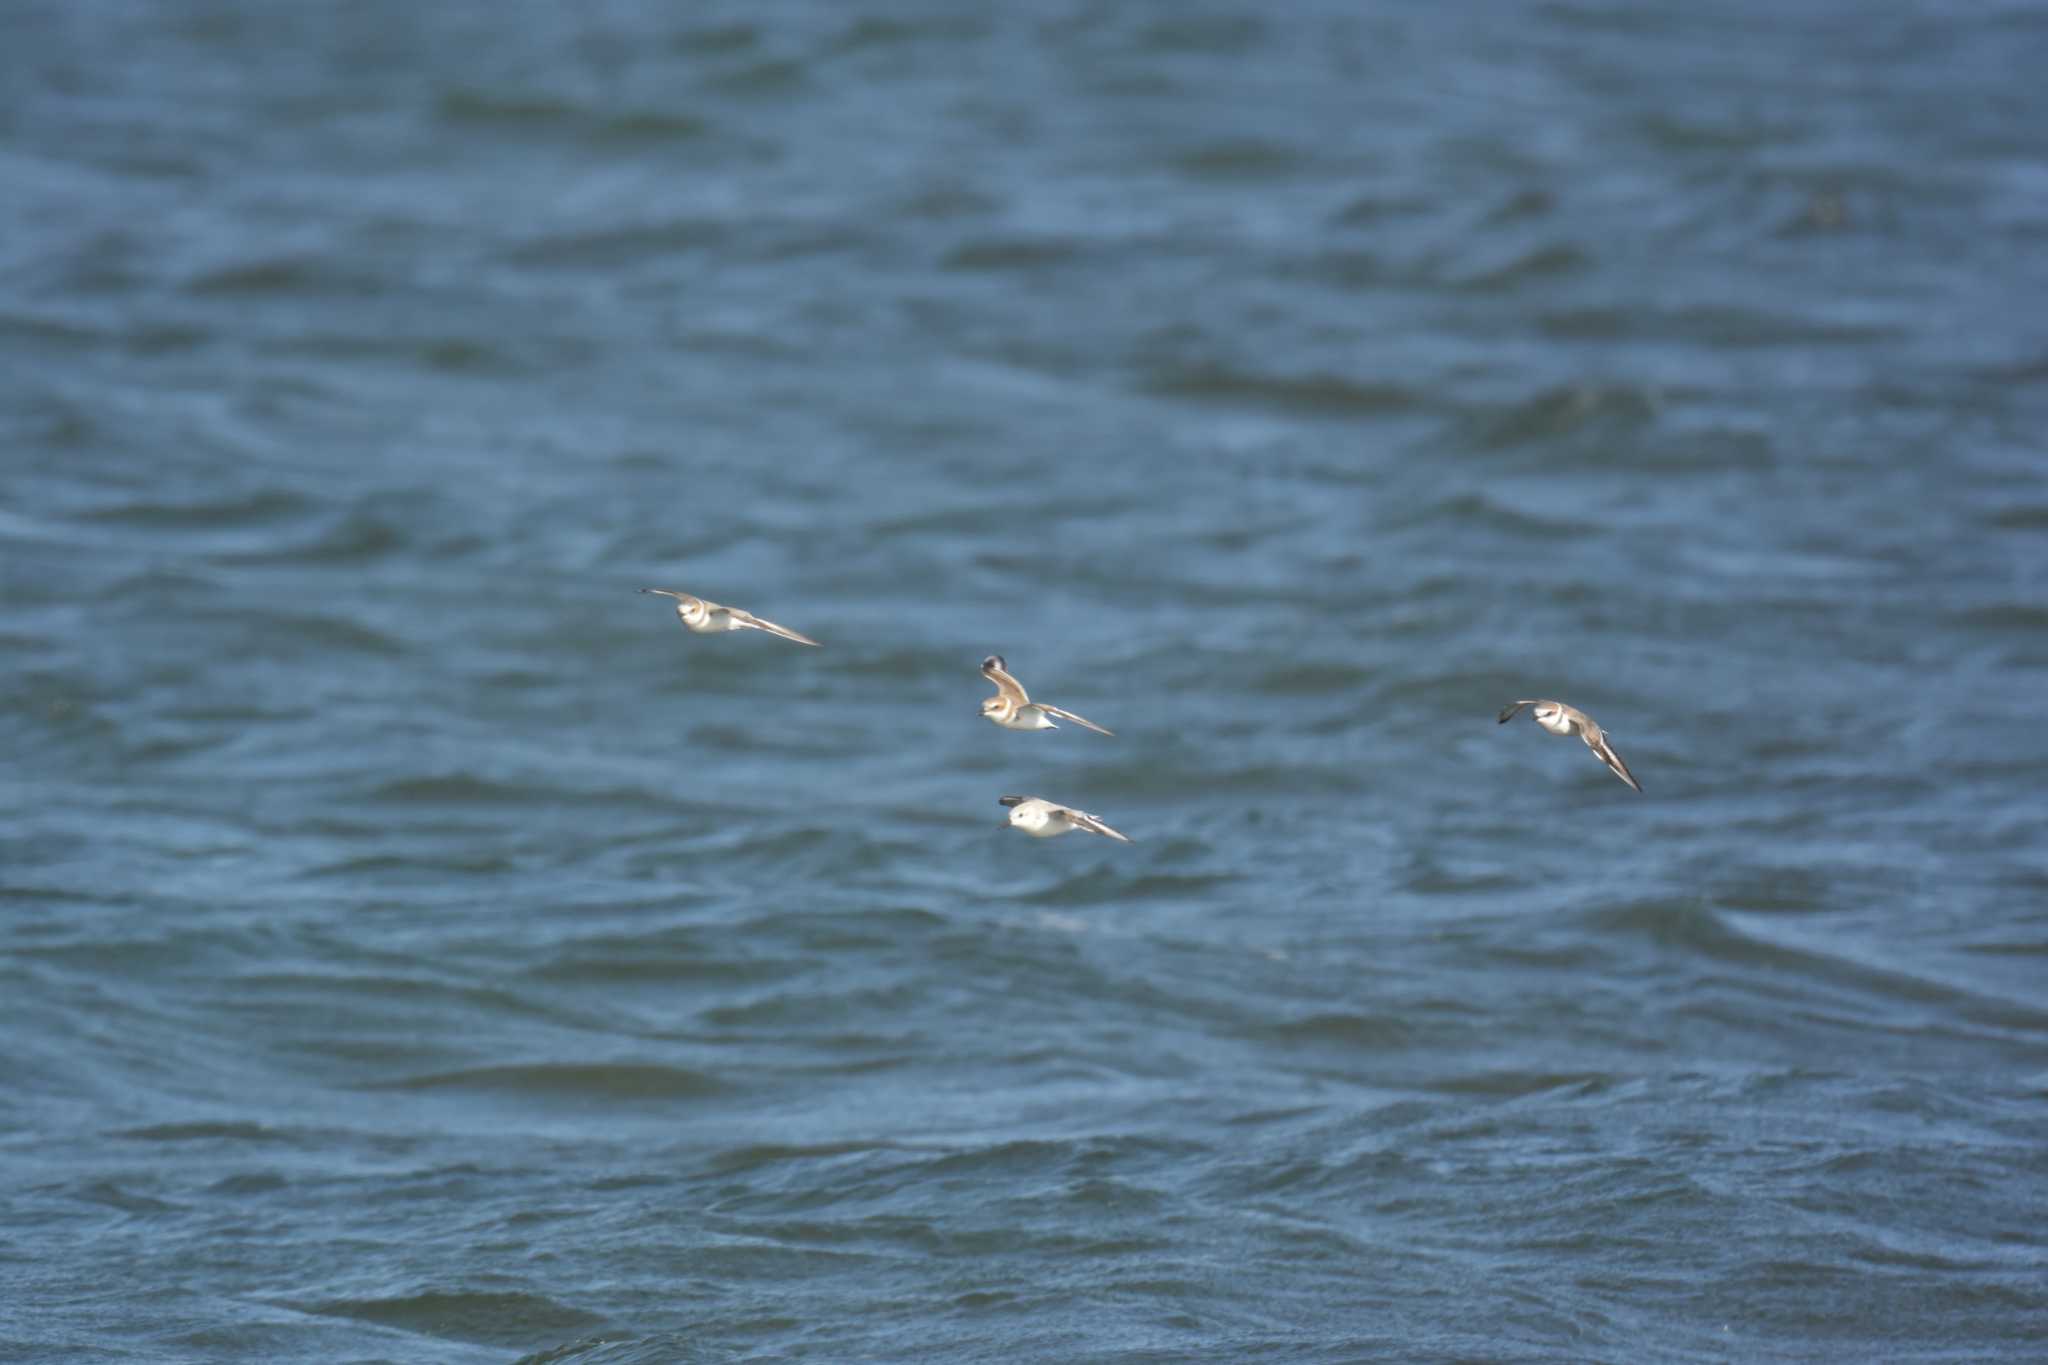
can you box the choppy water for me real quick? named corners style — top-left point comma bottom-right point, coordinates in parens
top-left (6, 2), bottom-right (2048, 1360)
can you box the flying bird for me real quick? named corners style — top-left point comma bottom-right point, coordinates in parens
top-left (639, 588), bottom-right (819, 647)
top-left (998, 795), bottom-right (1132, 842)
top-left (979, 655), bottom-right (1113, 735)
top-left (1498, 699), bottom-right (1642, 792)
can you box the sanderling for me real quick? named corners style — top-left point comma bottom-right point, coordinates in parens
top-left (1497, 699), bottom-right (1643, 793)
top-left (998, 795), bottom-right (1132, 843)
top-left (979, 655), bottom-right (1113, 735)
top-left (639, 588), bottom-right (820, 647)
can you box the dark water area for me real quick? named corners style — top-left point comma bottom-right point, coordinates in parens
top-left (5, 1), bottom-right (2048, 1360)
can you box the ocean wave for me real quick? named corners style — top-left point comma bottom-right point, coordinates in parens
top-left (370, 1062), bottom-right (730, 1101)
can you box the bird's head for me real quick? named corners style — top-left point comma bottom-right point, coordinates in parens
top-left (641, 588), bottom-right (703, 622)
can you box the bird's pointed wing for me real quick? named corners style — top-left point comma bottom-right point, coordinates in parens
top-left (1036, 704), bottom-right (1114, 737)
top-left (1062, 807), bottom-right (1132, 842)
top-left (730, 608), bottom-right (821, 646)
top-left (1582, 727), bottom-right (1644, 793)
top-left (998, 795), bottom-right (1028, 808)
top-left (1498, 700), bottom-right (1540, 724)
top-left (640, 587), bottom-right (698, 608)
top-left (981, 655), bottom-right (1030, 705)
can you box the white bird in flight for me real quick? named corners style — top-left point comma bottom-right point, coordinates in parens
top-left (999, 795), bottom-right (1132, 842)
top-left (1497, 699), bottom-right (1642, 793)
top-left (639, 588), bottom-right (819, 647)
top-left (979, 655), bottom-right (1113, 735)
